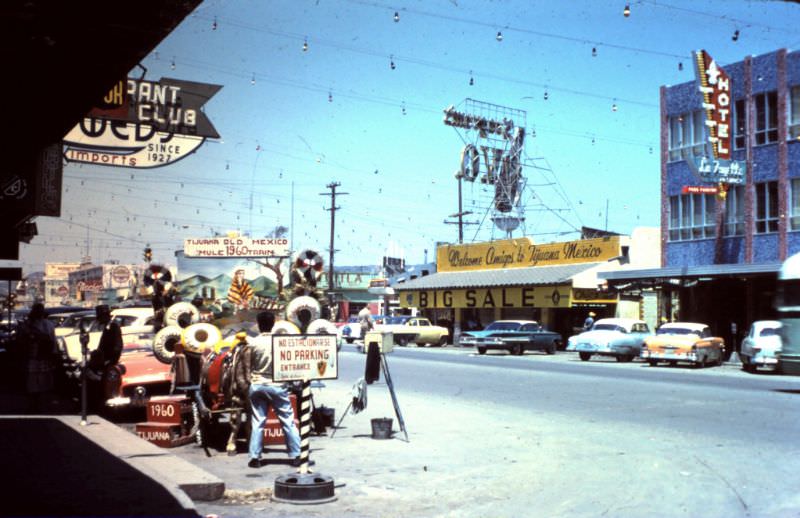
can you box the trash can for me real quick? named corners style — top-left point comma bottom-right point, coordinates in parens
top-left (370, 417), bottom-right (393, 439)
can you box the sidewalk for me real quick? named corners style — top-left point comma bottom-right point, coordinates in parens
top-left (0, 386), bottom-right (222, 517)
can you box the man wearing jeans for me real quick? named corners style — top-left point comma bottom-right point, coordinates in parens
top-left (247, 311), bottom-right (301, 468)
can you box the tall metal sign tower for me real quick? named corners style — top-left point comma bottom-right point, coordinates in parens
top-left (444, 99), bottom-right (527, 239)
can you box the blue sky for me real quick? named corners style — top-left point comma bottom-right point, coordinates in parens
top-left (10, 0), bottom-right (800, 273)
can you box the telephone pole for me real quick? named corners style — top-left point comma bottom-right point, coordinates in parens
top-left (320, 182), bottom-right (348, 292)
top-left (444, 176), bottom-right (478, 243)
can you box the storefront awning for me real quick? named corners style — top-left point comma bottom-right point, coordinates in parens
top-left (599, 262), bottom-right (781, 286)
top-left (337, 291), bottom-right (380, 303)
top-left (395, 262), bottom-right (604, 291)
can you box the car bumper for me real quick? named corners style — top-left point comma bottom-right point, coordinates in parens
top-left (105, 395), bottom-right (149, 408)
top-left (574, 344), bottom-right (624, 355)
top-left (460, 338), bottom-right (505, 348)
top-left (641, 350), bottom-right (698, 362)
top-left (750, 355), bottom-right (779, 367)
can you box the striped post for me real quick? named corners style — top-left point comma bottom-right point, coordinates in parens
top-left (298, 379), bottom-right (312, 473)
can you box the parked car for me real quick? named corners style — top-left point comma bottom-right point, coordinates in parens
top-left (342, 314), bottom-right (391, 343)
top-left (50, 310), bottom-right (97, 338)
top-left (740, 320), bottom-right (782, 373)
top-left (567, 318), bottom-right (652, 362)
top-left (641, 322), bottom-right (724, 368)
top-left (58, 307), bottom-right (156, 364)
top-left (102, 341), bottom-right (173, 409)
top-left (377, 316), bottom-right (449, 346)
top-left (459, 320), bottom-right (561, 355)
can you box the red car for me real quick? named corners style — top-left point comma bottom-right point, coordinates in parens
top-left (102, 342), bottom-right (173, 409)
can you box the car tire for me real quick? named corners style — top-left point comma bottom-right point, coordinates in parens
top-left (546, 342), bottom-right (557, 355)
top-left (397, 336), bottom-right (410, 347)
top-left (437, 336), bottom-right (447, 347)
top-left (648, 359), bottom-right (658, 367)
top-left (511, 344), bottom-right (523, 355)
top-left (345, 338), bottom-right (354, 344)
top-left (477, 346), bottom-right (486, 355)
top-left (579, 352), bottom-right (592, 361)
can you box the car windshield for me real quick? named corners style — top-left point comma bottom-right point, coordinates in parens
top-left (760, 327), bottom-right (780, 337)
top-left (485, 322), bottom-right (522, 331)
top-left (592, 323), bottom-right (626, 333)
top-left (384, 316), bottom-right (410, 325)
top-left (656, 327), bottom-right (698, 335)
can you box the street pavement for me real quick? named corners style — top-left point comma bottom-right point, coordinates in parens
top-left (3, 344), bottom-right (800, 517)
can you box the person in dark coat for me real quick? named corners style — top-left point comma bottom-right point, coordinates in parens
top-left (95, 304), bottom-right (123, 367)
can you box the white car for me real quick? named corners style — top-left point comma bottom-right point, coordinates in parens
top-left (58, 307), bottom-right (155, 363)
top-left (567, 317), bottom-right (652, 362)
top-left (740, 320), bottom-right (782, 372)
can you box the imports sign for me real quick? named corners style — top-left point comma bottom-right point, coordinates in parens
top-left (437, 236), bottom-right (621, 272)
top-left (272, 335), bottom-right (338, 382)
top-left (184, 237), bottom-right (291, 258)
top-left (63, 118), bottom-right (205, 169)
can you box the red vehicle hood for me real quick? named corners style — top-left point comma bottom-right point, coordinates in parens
top-left (120, 351), bottom-right (172, 385)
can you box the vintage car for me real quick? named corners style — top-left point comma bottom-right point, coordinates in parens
top-left (58, 307), bottom-right (156, 363)
top-left (459, 320), bottom-right (562, 355)
top-left (102, 341), bottom-right (173, 409)
top-left (567, 318), bottom-right (652, 362)
top-left (340, 314), bottom-right (390, 344)
top-left (51, 310), bottom-right (97, 338)
top-left (740, 320), bottom-right (782, 372)
top-left (641, 322), bottom-right (725, 368)
top-left (377, 316), bottom-right (449, 346)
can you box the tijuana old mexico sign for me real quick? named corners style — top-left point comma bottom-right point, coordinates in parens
top-left (436, 236), bottom-right (621, 273)
top-left (691, 50), bottom-right (745, 185)
top-left (62, 78), bottom-right (221, 169)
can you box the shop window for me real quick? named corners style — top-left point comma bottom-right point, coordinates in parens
top-left (734, 99), bottom-right (747, 150)
top-left (668, 110), bottom-right (706, 162)
top-left (755, 181), bottom-right (779, 233)
top-left (723, 185), bottom-right (745, 236)
top-left (790, 179), bottom-right (800, 231)
top-left (668, 193), bottom-right (716, 241)
top-left (790, 86), bottom-right (800, 140)
top-left (754, 91), bottom-right (778, 146)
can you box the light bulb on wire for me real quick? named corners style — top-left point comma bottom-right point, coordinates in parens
top-left (592, 47), bottom-right (597, 57)
top-left (678, 62), bottom-right (683, 71)
top-left (302, 38), bottom-right (308, 52)
top-left (469, 72), bottom-right (474, 86)
top-left (623, 3), bottom-right (630, 17)
top-left (393, 11), bottom-right (399, 22)
top-left (390, 55), bottom-right (396, 70)
top-left (496, 31), bottom-right (503, 42)
top-left (732, 29), bottom-right (740, 42)
top-left (170, 58), bottom-right (176, 70)
top-left (251, 73), bottom-right (255, 85)
top-left (212, 16), bottom-right (217, 30)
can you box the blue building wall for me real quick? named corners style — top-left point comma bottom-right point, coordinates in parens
top-left (663, 48), bottom-right (800, 268)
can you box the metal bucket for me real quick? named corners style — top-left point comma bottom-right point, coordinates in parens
top-left (370, 417), bottom-right (393, 440)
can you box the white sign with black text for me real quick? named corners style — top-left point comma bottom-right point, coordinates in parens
top-left (272, 334), bottom-right (338, 382)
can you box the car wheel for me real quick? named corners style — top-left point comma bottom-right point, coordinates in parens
top-left (437, 336), bottom-right (448, 347)
top-left (546, 342), bottom-right (557, 355)
top-left (511, 344), bottom-right (523, 355)
top-left (615, 355), bottom-right (625, 362)
top-left (477, 346), bottom-right (486, 355)
top-left (579, 352), bottom-right (592, 361)
top-left (397, 336), bottom-right (410, 347)
top-left (648, 359), bottom-right (658, 367)
top-left (345, 338), bottom-right (354, 344)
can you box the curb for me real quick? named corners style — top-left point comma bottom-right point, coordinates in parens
top-left (61, 415), bottom-right (225, 502)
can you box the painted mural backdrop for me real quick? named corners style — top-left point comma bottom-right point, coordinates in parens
top-left (175, 251), bottom-right (289, 334)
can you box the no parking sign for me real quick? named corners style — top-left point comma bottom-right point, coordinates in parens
top-left (272, 334), bottom-right (338, 382)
